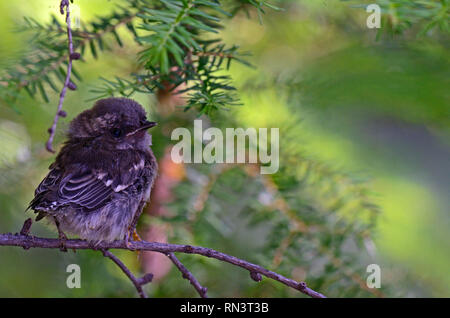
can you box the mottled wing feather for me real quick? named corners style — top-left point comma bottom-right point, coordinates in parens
top-left (57, 171), bottom-right (114, 210)
top-left (35, 167), bottom-right (61, 196)
top-left (28, 167), bottom-right (63, 215)
top-left (29, 166), bottom-right (135, 216)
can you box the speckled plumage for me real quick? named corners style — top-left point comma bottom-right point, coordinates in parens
top-left (28, 98), bottom-right (158, 243)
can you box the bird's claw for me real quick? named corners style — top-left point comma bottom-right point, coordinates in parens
top-left (132, 229), bottom-right (142, 242)
top-left (58, 231), bottom-right (68, 252)
top-left (125, 227), bottom-right (142, 258)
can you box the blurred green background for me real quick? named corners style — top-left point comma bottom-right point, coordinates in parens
top-left (0, 0), bottom-right (448, 297)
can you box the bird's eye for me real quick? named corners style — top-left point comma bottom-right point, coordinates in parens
top-left (110, 128), bottom-right (122, 138)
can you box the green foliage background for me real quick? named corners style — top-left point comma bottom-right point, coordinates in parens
top-left (0, 0), bottom-right (448, 297)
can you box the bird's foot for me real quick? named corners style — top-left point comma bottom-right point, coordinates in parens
top-left (125, 228), bottom-right (142, 258)
top-left (132, 229), bottom-right (143, 259)
top-left (54, 218), bottom-right (68, 252)
top-left (58, 230), bottom-right (68, 252)
top-left (125, 230), bottom-right (131, 248)
top-left (132, 229), bottom-right (142, 242)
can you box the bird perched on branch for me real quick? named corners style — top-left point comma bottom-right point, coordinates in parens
top-left (28, 98), bottom-right (158, 247)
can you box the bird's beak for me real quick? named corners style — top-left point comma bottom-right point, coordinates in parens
top-left (127, 121), bottom-right (157, 136)
top-left (139, 120), bottom-right (157, 130)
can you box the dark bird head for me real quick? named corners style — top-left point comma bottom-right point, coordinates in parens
top-left (68, 97), bottom-right (157, 150)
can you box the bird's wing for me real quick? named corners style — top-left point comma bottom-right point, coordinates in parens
top-left (29, 164), bottom-right (141, 217)
top-left (57, 170), bottom-right (116, 210)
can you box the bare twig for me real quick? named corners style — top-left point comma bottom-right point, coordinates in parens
top-left (0, 12), bottom-right (139, 92)
top-left (167, 252), bottom-right (208, 298)
top-left (46, 0), bottom-right (75, 153)
top-left (101, 249), bottom-right (153, 298)
top-left (0, 232), bottom-right (326, 298)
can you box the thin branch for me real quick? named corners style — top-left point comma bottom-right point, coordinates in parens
top-left (46, 0), bottom-right (75, 153)
top-left (101, 249), bottom-right (152, 298)
top-left (0, 233), bottom-right (326, 298)
top-left (0, 7), bottom-right (141, 91)
top-left (42, 3), bottom-right (142, 152)
top-left (166, 252), bottom-right (208, 298)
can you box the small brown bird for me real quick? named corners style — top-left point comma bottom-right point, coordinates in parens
top-left (28, 98), bottom-right (158, 246)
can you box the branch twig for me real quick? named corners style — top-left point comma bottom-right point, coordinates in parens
top-left (0, 232), bottom-right (326, 298)
top-left (101, 249), bottom-right (153, 298)
top-left (167, 252), bottom-right (208, 298)
top-left (46, 0), bottom-right (75, 153)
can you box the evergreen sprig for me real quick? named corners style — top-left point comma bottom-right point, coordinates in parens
top-left (165, 155), bottom-right (380, 297)
top-left (0, 0), bottom-right (277, 116)
top-left (136, 0), bottom-right (226, 74)
top-left (227, 0), bottom-right (282, 22)
top-left (349, 0), bottom-right (449, 37)
top-left (0, 0), bottom-right (143, 106)
top-left (379, 0), bottom-right (449, 36)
